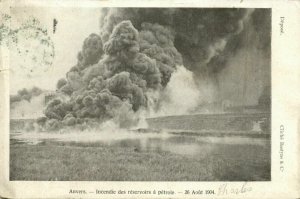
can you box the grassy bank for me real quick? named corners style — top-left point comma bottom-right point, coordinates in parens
top-left (10, 141), bottom-right (270, 181)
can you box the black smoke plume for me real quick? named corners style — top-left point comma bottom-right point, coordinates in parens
top-left (42, 8), bottom-right (270, 130)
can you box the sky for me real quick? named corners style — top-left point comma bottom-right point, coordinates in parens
top-left (8, 6), bottom-right (100, 94)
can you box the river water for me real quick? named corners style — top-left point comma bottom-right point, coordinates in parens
top-left (10, 130), bottom-right (270, 156)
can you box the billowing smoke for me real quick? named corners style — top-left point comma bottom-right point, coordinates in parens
top-left (10, 87), bottom-right (43, 104)
top-left (151, 66), bottom-right (201, 116)
top-left (41, 8), bottom-right (270, 130)
top-left (10, 87), bottom-right (45, 120)
top-left (43, 20), bottom-right (182, 129)
top-left (99, 8), bottom-right (253, 73)
top-left (56, 33), bottom-right (104, 95)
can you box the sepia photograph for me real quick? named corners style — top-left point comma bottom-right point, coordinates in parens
top-left (5, 7), bottom-right (271, 181)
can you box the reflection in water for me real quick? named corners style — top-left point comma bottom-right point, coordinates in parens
top-left (10, 131), bottom-right (269, 156)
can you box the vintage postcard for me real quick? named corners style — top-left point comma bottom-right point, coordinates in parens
top-left (0, 0), bottom-right (299, 198)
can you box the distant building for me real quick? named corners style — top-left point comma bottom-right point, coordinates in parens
top-left (10, 90), bottom-right (59, 119)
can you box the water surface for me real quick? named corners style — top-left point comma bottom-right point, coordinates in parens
top-left (10, 130), bottom-right (270, 156)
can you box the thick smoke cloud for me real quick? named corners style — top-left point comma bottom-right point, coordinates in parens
top-left (57, 33), bottom-right (104, 96)
top-left (208, 9), bottom-right (270, 73)
top-left (44, 19), bottom-right (183, 129)
top-left (99, 8), bottom-right (253, 73)
top-left (10, 87), bottom-right (43, 104)
top-left (96, 8), bottom-right (262, 113)
top-left (216, 9), bottom-right (271, 106)
top-left (41, 8), bottom-right (270, 130)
